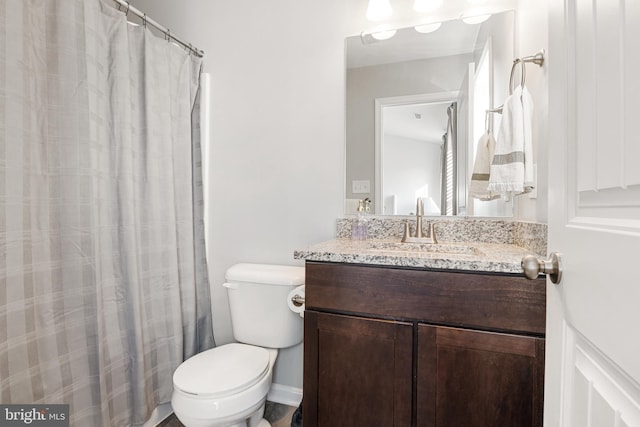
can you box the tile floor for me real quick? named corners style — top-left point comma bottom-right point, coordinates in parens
top-left (158, 401), bottom-right (297, 427)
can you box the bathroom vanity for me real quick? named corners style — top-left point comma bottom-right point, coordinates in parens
top-left (295, 219), bottom-right (547, 427)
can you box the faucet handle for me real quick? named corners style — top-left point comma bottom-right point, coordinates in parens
top-left (363, 197), bottom-right (371, 212)
top-left (427, 222), bottom-right (438, 244)
top-left (401, 221), bottom-right (411, 242)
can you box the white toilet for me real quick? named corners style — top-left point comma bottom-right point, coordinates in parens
top-left (171, 263), bottom-right (305, 427)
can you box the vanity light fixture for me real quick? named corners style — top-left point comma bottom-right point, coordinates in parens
top-left (360, 30), bottom-right (394, 44)
top-left (414, 22), bottom-right (442, 33)
top-left (365, 0), bottom-right (393, 22)
top-left (413, 0), bottom-right (443, 13)
top-left (360, 27), bottom-right (398, 43)
top-left (371, 28), bottom-right (397, 40)
top-left (461, 8), bottom-right (492, 24)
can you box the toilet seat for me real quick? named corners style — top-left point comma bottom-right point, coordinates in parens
top-left (173, 343), bottom-right (270, 398)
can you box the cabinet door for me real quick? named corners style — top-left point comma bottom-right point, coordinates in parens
top-left (303, 311), bottom-right (413, 427)
top-left (417, 324), bottom-right (545, 427)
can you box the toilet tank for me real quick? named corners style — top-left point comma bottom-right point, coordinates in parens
top-left (224, 263), bottom-right (304, 348)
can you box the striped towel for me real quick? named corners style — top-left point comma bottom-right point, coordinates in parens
top-left (488, 85), bottom-right (534, 193)
top-left (469, 131), bottom-right (500, 201)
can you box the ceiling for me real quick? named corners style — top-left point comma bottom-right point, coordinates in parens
top-left (383, 101), bottom-right (452, 143)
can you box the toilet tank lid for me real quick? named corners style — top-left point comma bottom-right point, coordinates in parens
top-left (226, 263), bottom-right (305, 286)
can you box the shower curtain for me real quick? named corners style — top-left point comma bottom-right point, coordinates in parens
top-left (0, 1), bottom-right (214, 425)
top-left (440, 103), bottom-right (458, 216)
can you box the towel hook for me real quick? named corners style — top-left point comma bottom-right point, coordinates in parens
top-left (508, 49), bottom-right (545, 94)
top-left (521, 49), bottom-right (545, 67)
top-left (509, 58), bottom-right (526, 95)
top-left (486, 49), bottom-right (545, 118)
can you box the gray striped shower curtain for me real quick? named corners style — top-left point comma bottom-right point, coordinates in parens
top-left (0, 0), bottom-right (214, 425)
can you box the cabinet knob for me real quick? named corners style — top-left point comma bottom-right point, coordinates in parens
top-left (521, 252), bottom-right (563, 284)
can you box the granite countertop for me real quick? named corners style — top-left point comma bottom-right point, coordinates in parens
top-left (294, 238), bottom-right (533, 274)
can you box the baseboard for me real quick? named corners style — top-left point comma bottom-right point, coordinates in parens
top-left (143, 402), bottom-right (173, 427)
top-left (143, 384), bottom-right (301, 425)
top-left (267, 383), bottom-right (303, 407)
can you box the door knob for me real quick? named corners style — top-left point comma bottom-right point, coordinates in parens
top-left (521, 252), bottom-right (563, 284)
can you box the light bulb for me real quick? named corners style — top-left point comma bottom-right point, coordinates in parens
top-left (413, 0), bottom-right (443, 13)
top-left (414, 22), bottom-right (442, 34)
top-left (371, 29), bottom-right (397, 40)
top-left (366, 0), bottom-right (393, 22)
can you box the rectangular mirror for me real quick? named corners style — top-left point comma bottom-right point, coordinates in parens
top-left (345, 11), bottom-right (515, 216)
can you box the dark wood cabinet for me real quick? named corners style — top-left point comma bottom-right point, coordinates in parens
top-left (303, 261), bottom-right (546, 427)
top-left (304, 311), bottom-right (413, 426)
top-left (417, 324), bottom-right (545, 427)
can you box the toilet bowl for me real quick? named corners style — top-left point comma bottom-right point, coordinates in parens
top-left (172, 344), bottom-right (277, 427)
top-left (171, 264), bottom-right (305, 427)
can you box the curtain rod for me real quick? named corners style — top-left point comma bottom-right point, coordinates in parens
top-left (111, 0), bottom-right (204, 58)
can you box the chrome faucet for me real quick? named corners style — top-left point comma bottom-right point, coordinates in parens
top-left (401, 198), bottom-right (438, 244)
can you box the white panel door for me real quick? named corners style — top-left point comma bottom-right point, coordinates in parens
top-left (546, 0), bottom-right (640, 426)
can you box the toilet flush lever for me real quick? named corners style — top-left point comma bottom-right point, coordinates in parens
top-left (222, 282), bottom-right (239, 289)
top-left (521, 252), bottom-right (563, 284)
top-left (291, 294), bottom-right (305, 307)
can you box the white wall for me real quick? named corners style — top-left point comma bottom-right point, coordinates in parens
top-left (514, 0), bottom-right (549, 222)
top-left (130, 0), bottom-right (548, 393)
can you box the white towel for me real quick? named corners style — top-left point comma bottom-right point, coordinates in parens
top-left (469, 131), bottom-right (500, 201)
top-left (487, 85), bottom-right (534, 194)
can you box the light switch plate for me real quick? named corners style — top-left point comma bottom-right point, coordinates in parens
top-left (352, 180), bottom-right (370, 194)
